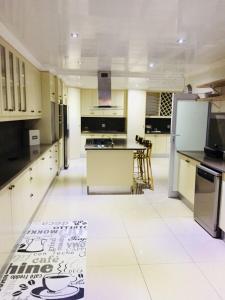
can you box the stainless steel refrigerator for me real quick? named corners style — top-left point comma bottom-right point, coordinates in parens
top-left (63, 104), bottom-right (69, 169)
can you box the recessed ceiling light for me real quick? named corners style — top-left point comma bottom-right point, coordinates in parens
top-left (176, 38), bottom-right (185, 44)
top-left (71, 32), bottom-right (79, 38)
top-left (149, 63), bottom-right (154, 68)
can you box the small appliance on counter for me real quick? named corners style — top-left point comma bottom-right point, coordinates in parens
top-left (24, 129), bottom-right (40, 146)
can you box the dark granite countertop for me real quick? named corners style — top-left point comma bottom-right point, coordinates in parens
top-left (0, 143), bottom-right (55, 190)
top-left (85, 138), bottom-right (145, 150)
top-left (178, 151), bottom-right (225, 173)
top-left (81, 131), bottom-right (126, 135)
top-left (145, 131), bottom-right (170, 135)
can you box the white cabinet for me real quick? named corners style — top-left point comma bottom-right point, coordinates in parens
top-left (127, 90), bottom-right (146, 142)
top-left (0, 143), bottom-right (59, 259)
top-left (58, 138), bottom-right (64, 170)
top-left (11, 169), bottom-right (32, 233)
top-left (145, 134), bottom-right (170, 156)
top-left (0, 186), bottom-right (12, 235)
top-left (0, 37), bottom-right (43, 120)
top-left (26, 63), bottom-right (42, 116)
top-left (178, 154), bottom-right (200, 207)
top-left (80, 89), bottom-right (126, 117)
top-left (219, 174), bottom-right (225, 231)
top-left (80, 89), bottom-right (97, 116)
top-left (0, 186), bottom-right (13, 253)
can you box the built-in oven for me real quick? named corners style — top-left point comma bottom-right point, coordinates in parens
top-left (194, 164), bottom-right (222, 237)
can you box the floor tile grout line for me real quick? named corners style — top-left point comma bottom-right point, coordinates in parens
top-left (122, 218), bottom-right (153, 300)
top-left (159, 212), bottom-right (225, 299)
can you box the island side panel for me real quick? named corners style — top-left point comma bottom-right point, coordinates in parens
top-left (86, 150), bottom-right (133, 187)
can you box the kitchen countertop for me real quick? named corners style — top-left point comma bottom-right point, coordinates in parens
top-left (145, 132), bottom-right (170, 135)
top-left (85, 138), bottom-right (146, 150)
top-left (81, 131), bottom-right (127, 135)
top-left (0, 143), bottom-right (55, 190)
top-left (178, 150), bottom-right (225, 173)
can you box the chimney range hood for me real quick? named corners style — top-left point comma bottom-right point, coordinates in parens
top-left (94, 71), bottom-right (117, 108)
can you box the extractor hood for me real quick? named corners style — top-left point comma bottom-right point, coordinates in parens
top-left (94, 71), bottom-right (118, 108)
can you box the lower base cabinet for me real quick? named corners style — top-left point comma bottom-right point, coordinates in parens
top-left (219, 174), bottom-right (225, 231)
top-left (145, 134), bottom-right (170, 156)
top-left (0, 142), bottom-right (59, 256)
top-left (0, 187), bottom-right (12, 253)
top-left (178, 154), bottom-right (200, 207)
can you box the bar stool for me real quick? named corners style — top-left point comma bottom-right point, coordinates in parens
top-left (143, 140), bottom-right (154, 190)
top-left (133, 136), bottom-right (144, 180)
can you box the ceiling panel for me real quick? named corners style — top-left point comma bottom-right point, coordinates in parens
top-left (0, 0), bottom-right (225, 89)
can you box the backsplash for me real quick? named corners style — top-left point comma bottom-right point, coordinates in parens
top-left (145, 117), bottom-right (171, 133)
top-left (81, 117), bottom-right (126, 133)
top-left (0, 121), bottom-right (25, 158)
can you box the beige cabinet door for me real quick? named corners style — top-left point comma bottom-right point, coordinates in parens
top-left (50, 74), bottom-right (56, 102)
top-left (11, 170), bottom-right (32, 234)
top-left (219, 175), bottom-right (225, 231)
top-left (0, 186), bottom-right (15, 253)
top-left (178, 156), bottom-right (199, 206)
top-left (26, 63), bottom-right (42, 116)
top-left (80, 135), bottom-right (87, 157)
top-left (58, 138), bottom-right (64, 170)
top-left (81, 89), bottom-right (100, 116)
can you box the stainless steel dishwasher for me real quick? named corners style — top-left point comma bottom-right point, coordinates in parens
top-left (194, 164), bottom-right (222, 237)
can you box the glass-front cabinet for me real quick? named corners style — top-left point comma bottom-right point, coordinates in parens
top-left (0, 44), bottom-right (8, 113)
top-left (0, 41), bottom-right (27, 116)
top-left (20, 61), bottom-right (27, 113)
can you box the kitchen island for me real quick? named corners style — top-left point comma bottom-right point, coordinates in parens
top-left (85, 138), bottom-right (145, 194)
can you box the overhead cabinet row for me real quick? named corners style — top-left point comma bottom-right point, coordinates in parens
top-left (0, 38), bottom-right (68, 121)
top-left (0, 40), bottom-right (42, 119)
top-left (80, 89), bottom-right (127, 117)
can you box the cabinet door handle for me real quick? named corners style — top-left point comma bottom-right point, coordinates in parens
top-left (50, 168), bottom-right (52, 170)
top-left (41, 157), bottom-right (45, 160)
top-left (31, 110), bottom-right (34, 113)
top-left (22, 109), bottom-right (26, 112)
top-left (30, 193), bottom-right (34, 197)
top-left (30, 177), bottom-right (33, 181)
top-left (9, 184), bottom-right (15, 190)
top-left (38, 110), bottom-right (42, 113)
top-left (49, 156), bottom-right (52, 158)
top-left (29, 167), bottom-right (32, 171)
top-left (8, 109), bottom-right (13, 112)
top-left (185, 160), bottom-right (190, 163)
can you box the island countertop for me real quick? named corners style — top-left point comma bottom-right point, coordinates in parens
top-left (85, 138), bottom-right (146, 150)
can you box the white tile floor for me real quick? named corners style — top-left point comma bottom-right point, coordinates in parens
top-left (3, 157), bottom-right (225, 299)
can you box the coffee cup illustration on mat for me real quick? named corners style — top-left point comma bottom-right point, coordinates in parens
top-left (30, 273), bottom-right (84, 299)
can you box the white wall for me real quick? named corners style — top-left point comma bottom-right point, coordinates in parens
top-left (127, 90), bottom-right (146, 143)
top-left (67, 88), bottom-right (81, 159)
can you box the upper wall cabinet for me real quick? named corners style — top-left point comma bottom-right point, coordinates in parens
top-left (56, 78), bottom-right (63, 104)
top-left (26, 63), bottom-right (42, 116)
top-left (62, 82), bottom-right (68, 104)
top-left (0, 38), bottom-right (42, 120)
top-left (80, 89), bottom-right (126, 117)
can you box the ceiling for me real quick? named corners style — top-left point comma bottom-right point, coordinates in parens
top-left (0, 0), bottom-right (225, 90)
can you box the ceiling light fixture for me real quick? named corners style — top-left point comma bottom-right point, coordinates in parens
top-left (149, 63), bottom-right (154, 68)
top-left (176, 38), bottom-right (185, 44)
top-left (71, 32), bottom-right (79, 39)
